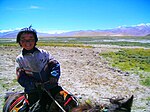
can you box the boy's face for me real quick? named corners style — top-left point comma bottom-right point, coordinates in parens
top-left (20, 33), bottom-right (35, 50)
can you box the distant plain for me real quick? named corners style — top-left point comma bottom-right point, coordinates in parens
top-left (0, 36), bottom-right (150, 111)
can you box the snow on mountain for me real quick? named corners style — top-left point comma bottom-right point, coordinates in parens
top-left (0, 23), bottom-right (150, 38)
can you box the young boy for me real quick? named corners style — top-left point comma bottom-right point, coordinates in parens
top-left (16, 26), bottom-right (64, 111)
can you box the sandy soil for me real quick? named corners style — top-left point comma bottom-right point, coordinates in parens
top-left (0, 45), bottom-right (149, 112)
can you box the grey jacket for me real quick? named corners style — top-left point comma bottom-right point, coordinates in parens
top-left (16, 47), bottom-right (60, 93)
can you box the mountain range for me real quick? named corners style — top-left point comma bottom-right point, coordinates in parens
top-left (0, 24), bottom-right (150, 38)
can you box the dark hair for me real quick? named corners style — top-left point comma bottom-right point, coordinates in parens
top-left (16, 26), bottom-right (38, 43)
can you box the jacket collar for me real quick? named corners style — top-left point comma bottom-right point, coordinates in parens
top-left (22, 47), bottom-right (39, 56)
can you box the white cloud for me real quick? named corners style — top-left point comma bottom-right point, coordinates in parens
top-left (0, 29), bottom-right (13, 33)
top-left (132, 23), bottom-right (150, 27)
top-left (29, 5), bottom-right (40, 9)
top-left (117, 25), bottom-right (127, 28)
top-left (116, 23), bottom-right (150, 28)
top-left (0, 28), bottom-right (20, 33)
top-left (6, 5), bottom-right (41, 11)
top-left (0, 28), bottom-right (69, 34)
top-left (136, 23), bottom-right (150, 26)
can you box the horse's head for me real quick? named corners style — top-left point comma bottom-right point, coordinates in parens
top-left (107, 95), bottom-right (134, 112)
top-left (71, 95), bottom-right (134, 112)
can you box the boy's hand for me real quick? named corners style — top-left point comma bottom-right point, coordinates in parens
top-left (49, 77), bottom-right (58, 84)
top-left (35, 82), bottom-right (43, 89)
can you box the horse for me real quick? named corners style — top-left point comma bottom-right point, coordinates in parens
top-left (3, 90), bottom-right (133, 112)
top-left (71, 95), bottom-right (134, 112)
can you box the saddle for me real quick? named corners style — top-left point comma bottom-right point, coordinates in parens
top-left (3, 90), bottom-right (78, 112)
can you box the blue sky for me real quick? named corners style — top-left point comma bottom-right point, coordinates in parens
top-left (0, 0), bottom-right (150, 33)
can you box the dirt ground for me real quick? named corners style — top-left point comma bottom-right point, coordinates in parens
top-left (0, 45), bottom-right (150, 112)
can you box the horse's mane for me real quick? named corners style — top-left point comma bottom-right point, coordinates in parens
top-left (72, 95), bottom-right (134, 112)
